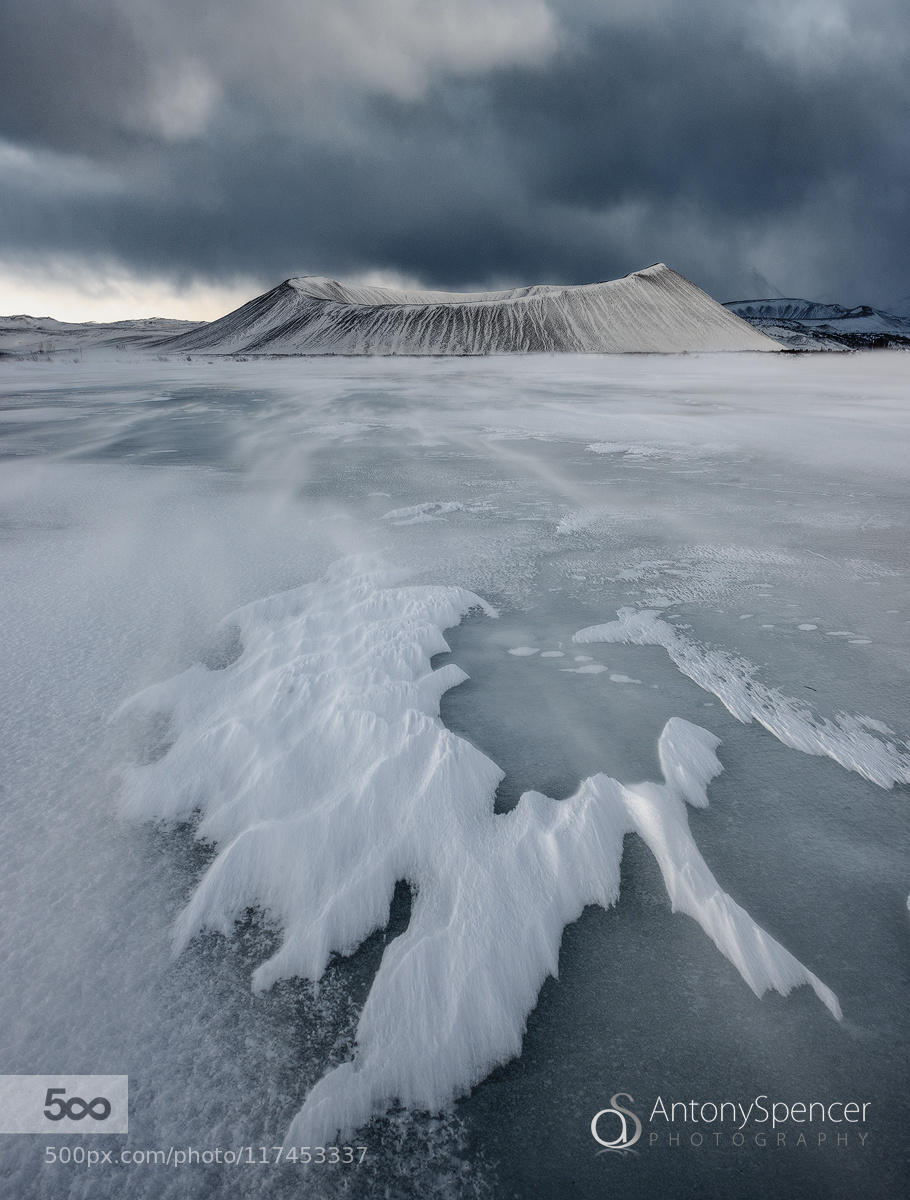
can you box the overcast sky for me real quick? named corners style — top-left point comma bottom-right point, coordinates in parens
top-left (1, 0), bottom-right (908, 319)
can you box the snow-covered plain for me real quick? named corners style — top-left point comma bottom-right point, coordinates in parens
top-left (0, 352), bottom-right (908, 1200)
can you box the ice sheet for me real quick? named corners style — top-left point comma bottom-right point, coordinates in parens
top-left (1, 351), bottom-right (908, 1200)
top-left (119, 560), bottom-right (840, 1146)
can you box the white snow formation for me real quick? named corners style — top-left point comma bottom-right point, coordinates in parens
top-left (157, 264), bottom-right (781, 355)
top-left (118, 561), bottom-right (839, 1147)
top-left (575, 609), bottom-right (910, 789)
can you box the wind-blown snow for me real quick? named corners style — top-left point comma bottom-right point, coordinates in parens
top-left (157, 264), bottom-right (780, 356)
top-left (575, 609), bottom-right (910, 789)
top-left (382, 500), bottom-right (491, 524)
top-left (117, 560), bottom-right (839, 1147)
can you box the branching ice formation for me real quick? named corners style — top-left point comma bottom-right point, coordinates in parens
top-left (575, 608), bottom-right (910, 789)
top-left (118, 561), bottom-right (840, 1147)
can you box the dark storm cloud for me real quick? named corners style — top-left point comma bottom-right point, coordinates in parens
top-left (0, 1), bottom-right (155, 153)
top-left (1, 0), bottom-right (908, 305)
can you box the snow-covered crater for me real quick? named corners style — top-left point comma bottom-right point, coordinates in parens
top-left (158, 264), bottom-right (781, 356)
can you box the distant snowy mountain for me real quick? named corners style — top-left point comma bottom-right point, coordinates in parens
top-left (157, 264), bottom-right (780, 355)
top-left (0, 314), bottom-right (200, 357)
top-left (724, 297), bottom-right (910, 351)
top-left (726, 299), bottom-right (859, 322)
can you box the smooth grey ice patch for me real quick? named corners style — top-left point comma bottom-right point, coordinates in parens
top-left (117, 562), bottom-right (839, 1150)
top-left (575, 608), bottom-right (910, 789)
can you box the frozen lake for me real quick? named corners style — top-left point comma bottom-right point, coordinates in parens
top-left (0, 352), bottom-right (907, 1199)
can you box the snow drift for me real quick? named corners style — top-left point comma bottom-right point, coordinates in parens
top-left (158, 264), bottom-right (781, 355)
top-left (117, 561), bottom-right (838, 1147)
top-left (575, 609), bottom-right (910, 789)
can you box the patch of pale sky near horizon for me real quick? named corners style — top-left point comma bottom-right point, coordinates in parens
top-left (0, 260), bottom-right (444, 323)
top-left (0, 260), bottom-right (263, 323)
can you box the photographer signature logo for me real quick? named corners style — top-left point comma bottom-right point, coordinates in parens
top-left (591, 1093), bottom-right (642, 1154)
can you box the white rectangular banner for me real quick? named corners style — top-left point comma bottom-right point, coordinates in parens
top-left (0, 1076), bottom-right (128, 1134)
